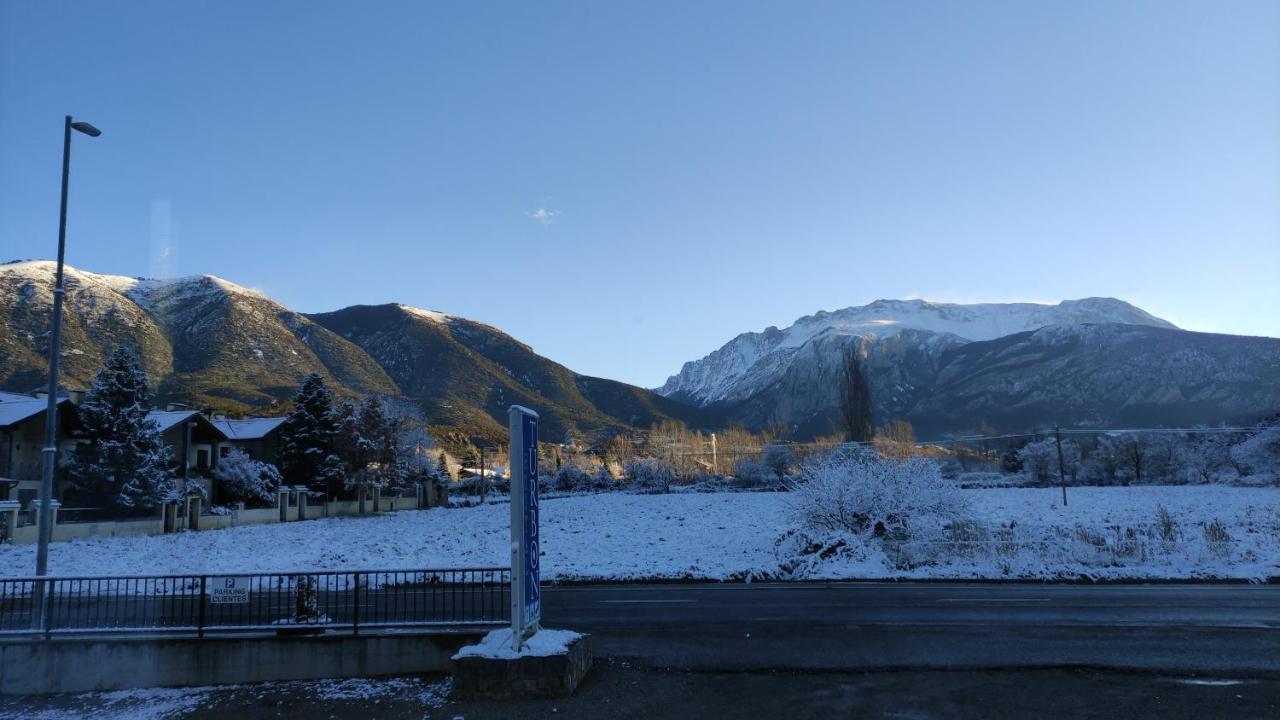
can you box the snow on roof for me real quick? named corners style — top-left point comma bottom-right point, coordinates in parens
top-left (214, 417), bottom-right (286, 440)
top-left (0, 399), bottom-right (53, 428)
top-left (0, 391), bottom-right (35, 403)
top-left (0, 400), bottom-right (46, 427)
top-left (145, 410), bottom-right (202, 432)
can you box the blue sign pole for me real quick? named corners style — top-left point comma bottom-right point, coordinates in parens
top-left (508, 405), bottom-right (540, 650)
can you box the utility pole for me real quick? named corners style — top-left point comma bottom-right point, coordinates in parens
top-left (1054, 427), bottom-right (1068, 507)
top-left (35, 116), bottom-right (100, 632)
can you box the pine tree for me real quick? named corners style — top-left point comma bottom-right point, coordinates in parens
top-left (277, 373), bottom-right (345, 495)
top-left (435, 452), bottom-right (450, 482)
top-left (70, 346), bottom-right (177, 512)
top-left (335, 396), bottom-right (404, 498)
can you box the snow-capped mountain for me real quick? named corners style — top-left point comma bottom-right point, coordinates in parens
top-left (0, 260), bottom-right (711, 440)
top-left (659, 298), bottom-right (1176, 406)
top-left (658, 298), bottom-right (1279, 437)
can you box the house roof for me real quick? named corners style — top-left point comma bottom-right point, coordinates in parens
top-left (0, 398), bottom-right (73, 429)
top-left (213, 417), bottom-right (287, 440)
top-left (145, 410), bottom-right (229, 440)
top-left (0, 391), bottom-right (35, 403)
top-left (146, 410), bottom-right (202, 433)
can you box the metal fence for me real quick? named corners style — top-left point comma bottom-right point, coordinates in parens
top-left (0, 567), bottom-right (510, 637)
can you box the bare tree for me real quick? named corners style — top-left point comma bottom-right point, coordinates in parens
top-left (838, 343), bottom-right (874, 443)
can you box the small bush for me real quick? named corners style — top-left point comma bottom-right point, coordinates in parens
top-left (624, 458), bottom-right (676, 493)
top-left (761, 444), bottom-right (795, 479)
top-left (1155, 505), bottom-right (1178, 542)
top-left (1204, 518), bottom-right (1232, 545)
top-left (213, 449), bottom-right (281, 508)
top-left (731, 460), bottom-right (775, 489)
top-left (554, 464), bottom-right (592, 492)
top-left (786, 453), bottom-right (967, 539)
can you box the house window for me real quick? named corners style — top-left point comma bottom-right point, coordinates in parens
top-left (196, 449), bottom-right (210, 470)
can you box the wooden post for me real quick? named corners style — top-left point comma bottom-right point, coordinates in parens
top-left (1055, 427), bottom-right (1068, 507)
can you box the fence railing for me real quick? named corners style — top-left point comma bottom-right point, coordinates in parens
top-left (0, 567), bottom-right (510, 637)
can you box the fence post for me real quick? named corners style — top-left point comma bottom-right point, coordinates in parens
top-left (42, 578), bottom-right (54, 637)
top-left (352, 572), bottom-right (361, 636)
top-left (197, 575), bottom-right (207, 638)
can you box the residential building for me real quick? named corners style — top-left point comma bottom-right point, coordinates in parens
top-left (212, 416), bottom-right (286, 465)
top-left (145, 408), bottom-right (229, 499)
top-left (0, 392), bottom-right (79, 505)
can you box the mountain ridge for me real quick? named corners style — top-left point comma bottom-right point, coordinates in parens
top-left (0, 260), bottom-right (712, 441)
top-left (657, 297), bottom-right (1277, 439)
top-left (659, 297), bottom-right (1179, 405)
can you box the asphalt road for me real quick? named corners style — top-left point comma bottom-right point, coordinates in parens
top-left (3, 583), bottom-right (1278, 719)
top-left (540, 583), bottom-right (1280, 676)
top-left (5, 581), bottom-right (1277, 676)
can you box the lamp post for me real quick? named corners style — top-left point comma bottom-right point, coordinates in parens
top-left (35, 116), bottom-right (101, 628)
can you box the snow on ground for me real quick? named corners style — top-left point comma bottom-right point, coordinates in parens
top-left (0, 677), bottom-right (452, 720)
top-left (0, 686), bottom-right (214, 720)
top-left (0, 487), bottom-right (1275, 581)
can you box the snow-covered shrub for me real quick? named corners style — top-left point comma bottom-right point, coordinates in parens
top-left (1155, 505), bottom-right (1178, 542)
top-left (624, 458), bottom-right (676, 493)
top-left (590, 463), bottom-right (614, 490)
top-left (761, 444), bottom-right (795, 479)
top-left (787, 453), bottom-right (968, 540)
top-left (773, 529), bottom-right (876, 579)
top-left (956, 471), bottom-right (1019, 488)
top-left (679, 474), bottom-right (735, 493)
top-left (554, 464), bottom-right (592, 492)
top-left (1016, 437), bottom-right (1081, 485)
top-left (1229, 425), bottom-right (1280, 485)
top-left (1016, 439), bottom-right (1057, 485)
top-left (731, 460), bottom-right (774, 489)
top-left (1203, 518), bottom-right (1232, 545)
top-left (214, 449), bottom-right (281, 507)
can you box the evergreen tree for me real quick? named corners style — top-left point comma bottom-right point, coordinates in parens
top-left (277, 373), bottom-right (345, 495)
top-left (435, 452), bottom-right (450, 482)
top-left (70, 347), bottom-right (177, 511)
top-left (838, 343), bottom-right (874, 443)
top-left (335, 396), bottom-right (404, 495)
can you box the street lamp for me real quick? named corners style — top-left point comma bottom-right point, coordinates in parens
top-left (35, 116), bottom-right (101, 627)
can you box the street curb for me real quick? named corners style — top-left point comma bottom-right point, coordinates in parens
top-left (544, 576), bottom-right (1280, 587)
top-left (603, 659), bottom-right (1280, 681)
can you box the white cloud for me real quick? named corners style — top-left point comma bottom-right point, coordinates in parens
top-left (528, 207), bottom-right (560, 225)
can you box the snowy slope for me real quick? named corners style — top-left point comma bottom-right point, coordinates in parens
top-left (659, 298), bottom-right (1177, 406)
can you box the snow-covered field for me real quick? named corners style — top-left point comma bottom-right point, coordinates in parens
top-left (0, 487), bottom-right (1275, 581)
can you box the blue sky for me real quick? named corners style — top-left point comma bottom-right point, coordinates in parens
top-left (2, 1), bottom-right (1277, 388)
